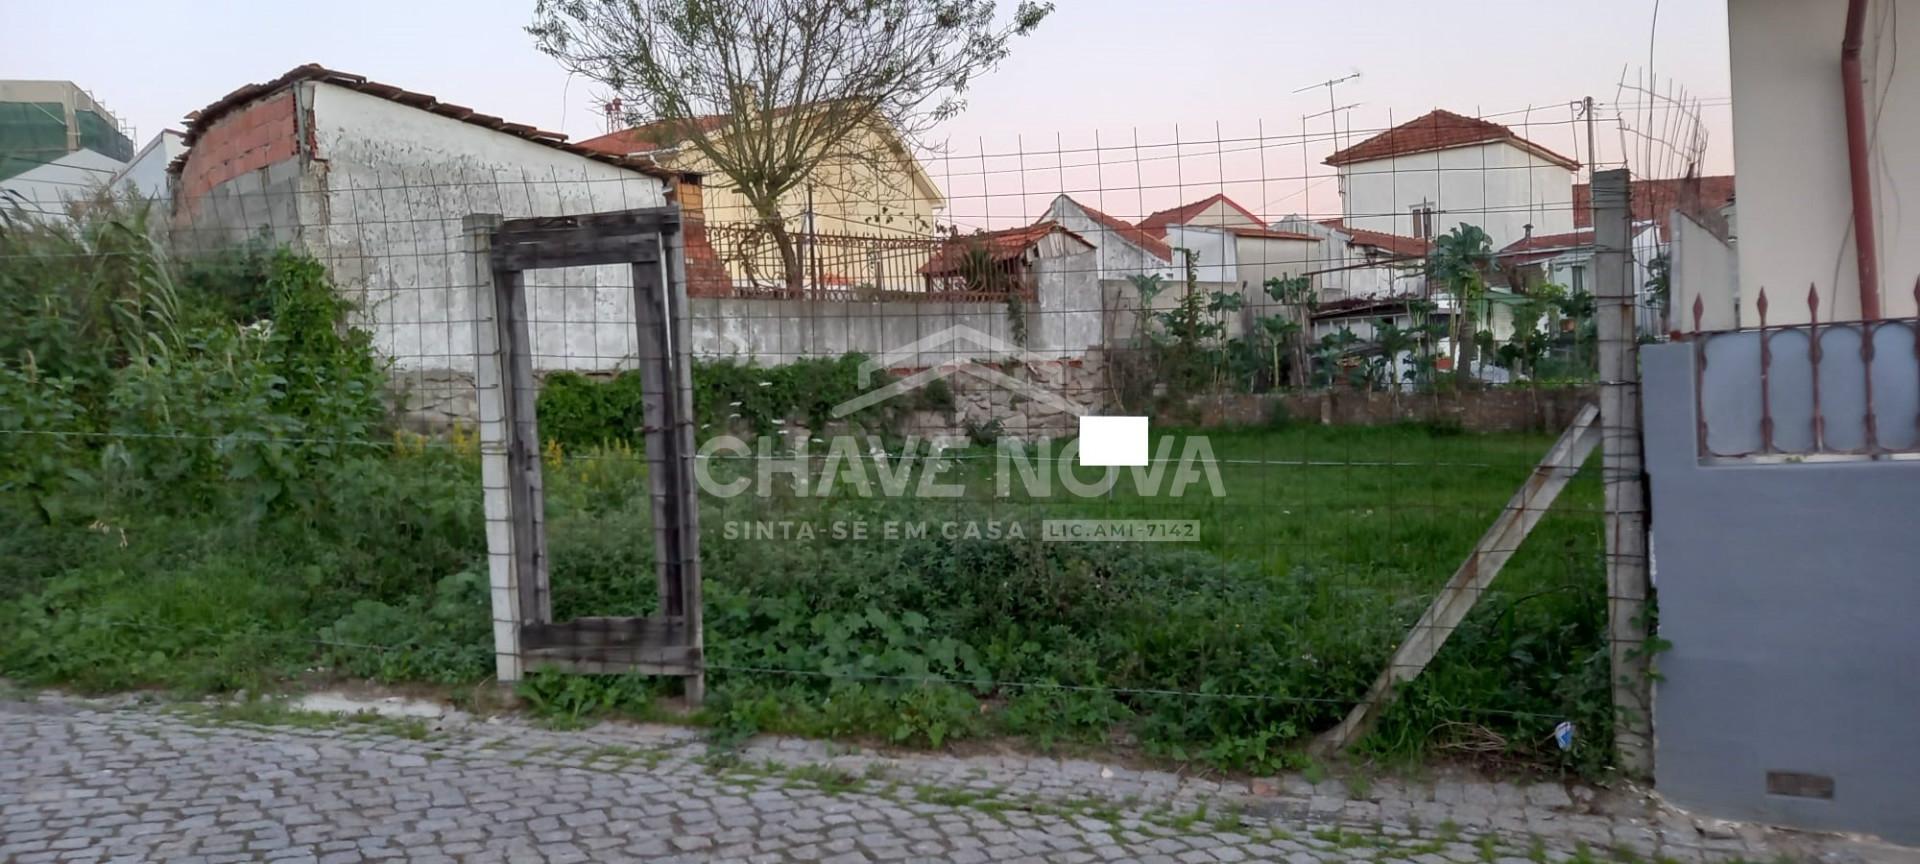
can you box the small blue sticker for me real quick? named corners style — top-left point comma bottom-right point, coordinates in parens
top-left (1553, 721), bottom-right (1575, 751)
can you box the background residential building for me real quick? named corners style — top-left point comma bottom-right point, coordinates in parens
top-left (0, 148), bottom-right (125, 221)
top-left (1714, 0), bottom-right (1916, 325)
top-left (1325, 109), bottom-right (1579, 251)
top-left (1648, 0), bottom-right (1920, 847)
top-left (1042, 194), bottom-right (1175, 281)
top-left (0, 80), bottom-right (138, 219)
top-left (0, 79), bottom-right (135, 181)
top-left (109, 130), bottom-right (187, 205)
top-left (579, 114), bottom-right (945, 238)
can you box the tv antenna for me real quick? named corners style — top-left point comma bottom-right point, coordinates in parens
top-left (1295, 71), bottom-right (1362, 151)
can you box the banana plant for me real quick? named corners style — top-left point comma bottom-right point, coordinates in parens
top-left (1259, 314), bottom-right (1301, 391)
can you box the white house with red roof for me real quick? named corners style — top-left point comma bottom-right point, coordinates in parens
top-left (1041, 194), bottom-right (1175, 281)
top-left (1324, 109), bottom-right (1580, 250)
top-left (1129, 193), bottom-right (1321, 294)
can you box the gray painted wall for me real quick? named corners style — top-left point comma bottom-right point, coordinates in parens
top-left (1643, 342), bottom-right (1920, 845)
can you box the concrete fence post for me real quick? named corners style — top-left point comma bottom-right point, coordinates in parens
top-left (463, 213), bottom-right (522, 684)
top-left (1593, 169), bottom-right (1654, 776)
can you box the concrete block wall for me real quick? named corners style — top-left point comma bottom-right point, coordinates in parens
top-left (689, 297), bottom-right (1027, 361)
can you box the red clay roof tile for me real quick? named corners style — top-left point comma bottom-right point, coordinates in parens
top-left (173, 64), bottom-right (689, 182)
top-left (1572, 175), bottom-right (1734, 240)
top-left (920, 221), bottom-right (1091, 276)
top-left (1324, 109), bottom-right (1580, 170)
top-left (1064, 198), bottom-right (1173, 262)
top-left (1137, 193), bottom-right (1266, 237)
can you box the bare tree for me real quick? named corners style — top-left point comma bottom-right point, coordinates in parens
top-left (531, 0), bottom-right (1051, 291)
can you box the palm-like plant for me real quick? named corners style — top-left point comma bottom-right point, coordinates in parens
top-left (1426, 225), bottom-right (1492, 382)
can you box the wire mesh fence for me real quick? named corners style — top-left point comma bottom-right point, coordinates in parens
top-left (0, 99), bottom-right (1712, 775)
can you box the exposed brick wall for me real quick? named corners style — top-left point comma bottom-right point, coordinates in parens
top-left (173, 88), bottom-right (300, 220)
top-left (677, 178), bottom-right (734, 296)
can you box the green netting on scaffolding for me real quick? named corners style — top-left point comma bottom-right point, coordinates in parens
top-left (0, 101), bottom-right (71, 181)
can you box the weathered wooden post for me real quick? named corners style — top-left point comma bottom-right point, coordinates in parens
top-left (1593, 168), bottom-right (1654, 776)
top-left (466, 207), bottom-right (703, 705)
top-left (465, 212), bottom-right (545, 685)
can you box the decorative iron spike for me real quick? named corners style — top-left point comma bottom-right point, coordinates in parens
top-left (1861, 327), bottom-right (1879, 454)
top-left (1759, 297), bottom-right (1774, 453)
top-left (1808, 283), bottom-right (1825, 451)
top-left (1692, 294), bottom-right (1705, 333)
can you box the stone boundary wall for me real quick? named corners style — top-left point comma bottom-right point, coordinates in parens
top-left (1166, 387), bottom-right (1599, 434)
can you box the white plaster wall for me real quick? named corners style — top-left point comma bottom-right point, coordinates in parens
top-left (687, 297), bottom-right (1017, 361)
top-left (1728, 0), bottom-right (1918, 324)
top-left (1271, 215), bottom-right (1415, 303)
top-left (306, 82), bottom-right (670, 375)
top-left (0, 148), bottom-right (125, 221)
top-left (1031, 248), bottom-right (1105, 356)
top-left (1671, 211), bottom-right (1739, 332)
top-left (1160, 225), bottom-right (1236, 284)
top-left (1337, 141), bottom-right (1574, 250)
top-left (1235, 234), bottom-right (1319, 335)
top-left (112, 131), bottom-right (186, 202)
top-left (1044, 196), bottom-right (1174, 281)
top-left (1233, 235), bottom-right (1318, 290)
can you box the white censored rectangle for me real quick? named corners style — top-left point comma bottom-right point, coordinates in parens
top-left (1077, 415), bottom-right (1148, 466)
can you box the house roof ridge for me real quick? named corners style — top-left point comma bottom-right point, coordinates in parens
top-left (171, 63), bottom-right (689, 182)
top-left (1324, 108), bottom-right (1580, 171)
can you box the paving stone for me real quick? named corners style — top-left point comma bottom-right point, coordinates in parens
top-left (0, 694), bottom-right (1882, 864)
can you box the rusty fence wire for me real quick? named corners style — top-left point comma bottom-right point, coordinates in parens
top-left (0, 106), bottom-right (1738, 773)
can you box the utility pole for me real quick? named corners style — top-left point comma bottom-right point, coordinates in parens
top-left (1593, 168), bottom-right (1653, 778)
top-left (1582, 97), bottom-right (1600, 236)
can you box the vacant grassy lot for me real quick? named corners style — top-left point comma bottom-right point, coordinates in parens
top-left (3, 419), bottom-right (1610, 774)
top-left (529, 421), bottom-right (1610, 772)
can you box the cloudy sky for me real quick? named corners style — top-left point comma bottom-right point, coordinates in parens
top-left (2, 0), bottom-right (1732, 226)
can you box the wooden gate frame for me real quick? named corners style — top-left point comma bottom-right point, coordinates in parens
top-left (462, 207), bottom-right (704, 705)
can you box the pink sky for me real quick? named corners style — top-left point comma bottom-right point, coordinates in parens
top-left (3, 0), bottom-right (1732, 228)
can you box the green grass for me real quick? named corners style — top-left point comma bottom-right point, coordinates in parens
top-left (2, 422), bottom-right (1613, 776)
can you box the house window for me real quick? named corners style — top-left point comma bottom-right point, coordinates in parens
top-left (1411, 205), bottom-right (1434, 239)
top-left (1569, 264), bottom-right (1586, 295)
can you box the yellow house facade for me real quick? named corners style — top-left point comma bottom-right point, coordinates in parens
top-left (581, 114), bottom-right (944, 291)
top-left (579, 116), bottom-right (944, 237)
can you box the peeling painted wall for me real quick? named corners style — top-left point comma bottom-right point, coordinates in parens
top-left (1044, 196), bottom-right (1176, 282)
top-left (305, 82), bottom-right (670, 380)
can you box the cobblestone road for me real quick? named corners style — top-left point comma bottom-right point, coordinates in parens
top-left (2, 693), bottom-right (1907, 864)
